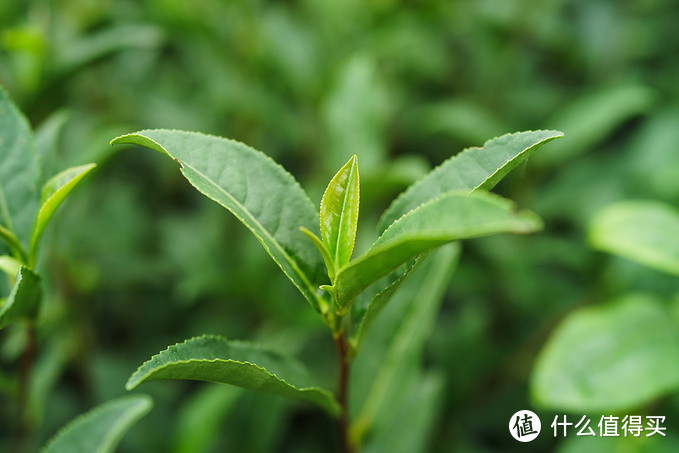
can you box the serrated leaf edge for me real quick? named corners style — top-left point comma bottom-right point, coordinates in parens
top-left (125, 335), bottom-right (340, 416)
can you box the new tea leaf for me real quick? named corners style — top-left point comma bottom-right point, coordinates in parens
top-left (531, 294), bottom-right (679, 412)
top-left (320, 155), bottom-right (360, 269)
top-left (333, 192), bottom-right (542, 311)
top-left (0, 266), bottom-right (41, 330)
top-left (29, 163), bottom-right (96, 266)
top-left (0, 86), bottom-right (41, 249)
top-left (126, 335), bottom-right (340, 416)
top-left (42, 394), bottom-right (153, 453)
top-left (111, 130), bottom-right (326, 312)
top-left (378, 130), bottom-right (563, 232)
top-left (589, 200), bottom-right (679, 275)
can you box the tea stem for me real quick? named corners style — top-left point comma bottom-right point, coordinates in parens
top-left (334, 332), bottom-right (356, 453)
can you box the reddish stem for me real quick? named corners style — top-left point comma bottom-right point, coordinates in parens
top-left (334, 333), bottom-right (356, 453)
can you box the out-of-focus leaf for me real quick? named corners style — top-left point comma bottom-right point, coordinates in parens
top-left (29, 163), bottom-right (96, 266)
top-left (407, 100), bottom-right (508, 145)
top-left (42, 394), bottom-right (153, 453)
top-left (0, 255), bottom-right (21, 278)
top-left (538, 84), bottom-right (655, 165)
top-left (35, 110), bottom-right (70, 181)
top-left (0, 86), bottom-right (41, 249)
top-left (53, 24), bottom-right (164, 74)
top-left (351, 244), bottom-right (459, 442)
top-left (379, 130), bottom-right (563, 232)
top-left (531, 294), bottom-right (679, 412)
top-left (27, 338), bottom-right (73, 425)
top-left (126, 335), bottom-right (340, 416)
top-left (0, 266), bottom-right (41, 330)
top-left (589, 200), bottom-right (679, 275)
top-left (333, 192), bottom-right (541, 312)
top-left (363, 373), bottom-right (444, 453)
top-left (111, 130), bottom-right (326, 312)
top-left (173, 384), bottom-right (242, 453)
top-left (559, 431), bottom-right (679, 453)
top-left (320, 155), bottom-right (360, 270)
top-left (322, 54), bottom-right (390, 171)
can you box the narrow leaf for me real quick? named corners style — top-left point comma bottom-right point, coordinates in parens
top-left (0, 86), bottom-right (41, 248)
top-left (42, 394), bottom-right (153, 453)
top-left (111, 130), bottom-right (326, 312)
top-left (531, 294), bottom-right (679, 412)
top-left (334, 192), bottom-right (541, 311)
top-left (351, 255), bottom-right (425, 352)
top-left (320, 155), bottom-right (360, 269)
top-left (28, 164), bottom-right (96, 266)
top-left (126, 335), bottom-right (340, 416)
top-left (351, 245), bottom-right (459, 442)
top-left (0, 266), bottom-right (41, 330)
top-left (589, 200), bottom-right (679, 275)
top-left (0, 224), bottom-right (27, 263)
top-left (378, 130), bottom-right (563, 232)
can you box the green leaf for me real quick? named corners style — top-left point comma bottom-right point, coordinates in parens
top-left (320, 155), bottom-right (360, 270)
top-left (363, 373), bottom-right (444, 453)
top-left (0, 225), bottom-right (27, 264)
top-left (174, 384), bottom-right (242, 453)
top-left (378, 130), bottom-right (563, 232)
top-left (589, 200), bottom-right (679, 275)
top-left (0, 85), bottom-right (41, 249)
top-left (350, 255), bottom-right (425, 353)
top-left (126, 335), bottom-right (340, 416)
top-left (0, 266), bottom-right (41, 330)
top-left (42, 394), bottom-right (153, 453)
top-left (531, 294), bottom-right (679, 412)
top-left (351, 245), bottom-right (459, 443)
top-left (28, 163), bottom-right (96, 266)
top-left (333, 191), bottom-right (542, 312)
top-left (111, 130), bottom-right (326, 312)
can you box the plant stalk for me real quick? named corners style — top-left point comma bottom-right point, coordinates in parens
top-left (15, 322), bottom-right (36, 452)
top-left (334, 332), bottom-right (356, 453)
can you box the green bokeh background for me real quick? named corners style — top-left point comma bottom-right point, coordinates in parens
top-left (2, 0), bottom-right (679, 451)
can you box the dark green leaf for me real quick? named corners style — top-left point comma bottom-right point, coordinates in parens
top-left (111, 130), bottom-right (326, 312)
top-left (42, 394), bottom-right (153, 453)
top-left (378, 130), bottom-right (563, 232)
top-left (126, 335), bottom-right (340, 416)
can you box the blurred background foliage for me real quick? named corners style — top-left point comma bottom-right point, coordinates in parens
top-left (2, 0), bottom-right (679, 451)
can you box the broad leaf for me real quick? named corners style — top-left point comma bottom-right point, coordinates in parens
top-left (0, 86), bottom-right (41, 248)
top-left (378, 130), bottom-right (563, 232)
top-left (111, 130), bottom-right (326, 312)
top-left (0, 266), bottom-right (41, 330)
top-left (589, 200), bottom-right (679, 275)
top-left (126, 335), bottom-right (340, 416)
top-left (351, 245), bottom-right (459, 443)
top-left (333, 192), bottom-right (542, 311)
top-left (29, 164), bottom-right (96, 266)
top-left (531, 294), bottom-right (679, 412)
top-left (43, 394), bottom-right (153, 453)
top-left (320, 155), bottom-right (360, 270)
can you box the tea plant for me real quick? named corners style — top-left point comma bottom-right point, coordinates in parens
top-left (112, 128), bottom-right (562, 451)
top-left (0, 86), bottom-right (153, 452)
